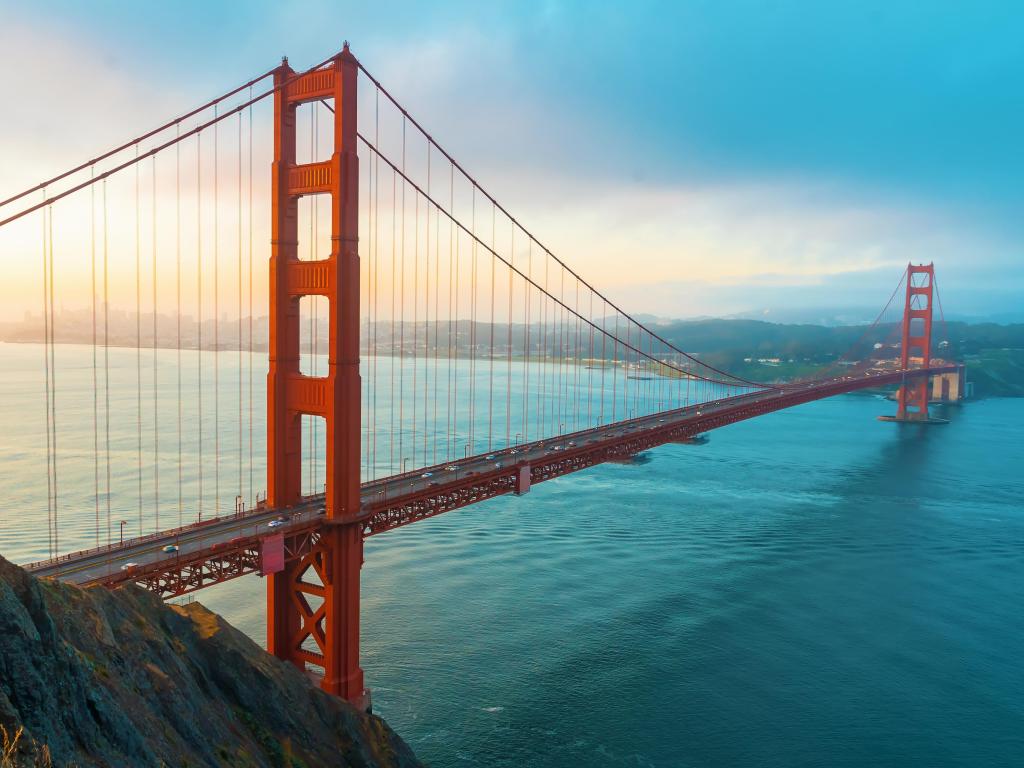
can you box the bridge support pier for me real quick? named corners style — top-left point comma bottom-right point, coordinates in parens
top-left (266, 524), bottom-right (367, 708)
top-left (267, 44), bottom-right (368, 708)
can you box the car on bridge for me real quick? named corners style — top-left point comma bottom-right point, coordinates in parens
top-left (162, 545), bottom-right (179, 553)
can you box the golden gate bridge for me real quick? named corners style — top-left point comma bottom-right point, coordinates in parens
top-left (0, 43), bottom-right (961, 710)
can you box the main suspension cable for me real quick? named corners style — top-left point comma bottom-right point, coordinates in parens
top-left (1, 68), bottom-right (277, 211)
top-left (1, 51), bottom-right (342, 229)
top-left (358, 135), bottom-right (752, 388)
top-left (356, 63), bottom-right (765, 389)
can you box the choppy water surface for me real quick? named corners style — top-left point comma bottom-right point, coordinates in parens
top-left (2, 343), bottom-right (1023, 766)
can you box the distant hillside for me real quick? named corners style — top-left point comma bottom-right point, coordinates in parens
top-left (0, 555), bottom-right (421, 768)
top-left (4, 309), bottom-right (1021, 396)
top-left (652, 319), bottom-right (1024, 396)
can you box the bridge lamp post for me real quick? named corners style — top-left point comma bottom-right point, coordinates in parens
top-left (402, 457), bottom-right (409, 474)
top-left (515, 432), bottom-right (521, 445)
top-left (119, 520), bottom-right (127, 546)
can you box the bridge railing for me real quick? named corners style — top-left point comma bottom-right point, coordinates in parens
top-left (22, 493), bottom-right (271, 572)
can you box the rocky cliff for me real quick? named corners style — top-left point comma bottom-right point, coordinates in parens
top-left (0, 555), bottom-right (422, 768)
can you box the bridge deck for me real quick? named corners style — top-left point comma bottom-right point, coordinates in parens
top-left (24, 366), bottom-right (959, 597)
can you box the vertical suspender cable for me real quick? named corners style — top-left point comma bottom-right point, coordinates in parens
top-left (177, 128), bottom-right (183, 528)
top-left (372, 135), bottom-right (380, 479)
top-left (248, 91), bottom-right (254, 505)
top-left (102, 179), bottom-right (111, 547)
top-left (488, 203), bottom-right (495, 451)
top-left (588, 289), bottom-right (594, 427)
top-left (598, 301), bottom-right (602, 428)
top-left (41, 198), bottom-right (53, 557)
top-left (365, 132), bottom-right (374, 479)
top-left (559, 269), bottom-right (567, 432)
top-left (506, 227), bottom-right (512, 448)
top-left (522, 239), bottom-right (531, 443)
top-left (365, 91), bottom-right (372, 479)
top-left (469, 188), bottom-right (476, 453)
top-left (197, 133), bottom-right (204, 521)
top-left (390, 166), bottom-right (397, 474)
top-left (399, 119), bottom-right (407, 470)
top-left (611, 314), bottom-right (618, 423)
top-left (135, 146), bottom-right (143, 534)
top-left (214, 108), bottom-right (221, 515)
top-left (538, 258), bottom-right (547, 439)
top-left (90, 175), bottom-right (100, 547)
top-left (573, 277), bottom-right (580, 431)
top-left (424, 148), bottom-right (431, 465)
top-left (433, 204), bottom-right (441, 465)
top-left (411, 163), bottom-right (418, 465)
top-left (152, 155), bottom-right (159, 530)
top-left (237, 112), bottom-right (243, 506)
top-left (48, 203), bottom-right (58, 556)
top-left (447, 165), bottom-right (455, 462)
top-left (371, 89), bottom-right (380, 478)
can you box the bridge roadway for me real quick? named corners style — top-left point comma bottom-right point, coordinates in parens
top-left (24, 365), bottom-right (958, 597)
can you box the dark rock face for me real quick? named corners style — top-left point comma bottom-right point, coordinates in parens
top-left (0, 555), bottom-right (422, 768)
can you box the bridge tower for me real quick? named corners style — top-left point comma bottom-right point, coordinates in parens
top-left (894, 263), bottom-right (935, 421)
top-left (266, 44), bottom-right (367, 707)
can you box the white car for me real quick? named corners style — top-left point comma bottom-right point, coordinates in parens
top-left (268, 519), bottom-right (285, 529)
top-left (421, 471), bottom-right (433, 478)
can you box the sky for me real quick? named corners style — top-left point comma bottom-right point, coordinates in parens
top-left (1, 0), bottom-right (1021, 322)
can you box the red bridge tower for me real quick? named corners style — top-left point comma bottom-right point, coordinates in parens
top-left (894, 263), bottom-right (935, 421)
top-left (266, 44), bottom-right (367, 707)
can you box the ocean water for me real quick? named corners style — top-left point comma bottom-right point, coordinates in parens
top-left (177, 394), bottom-right (1024, 768)
top-left (2, 343), bottom-right (1023, 766)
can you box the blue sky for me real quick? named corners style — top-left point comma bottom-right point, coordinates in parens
top-left (3, 0), bottom-right (1022, 320)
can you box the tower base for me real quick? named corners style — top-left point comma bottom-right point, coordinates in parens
top-left (877, 414), bottom-right (949, 424)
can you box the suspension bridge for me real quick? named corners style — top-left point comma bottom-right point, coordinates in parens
top-left (0, 44), bottom-right (961, 710)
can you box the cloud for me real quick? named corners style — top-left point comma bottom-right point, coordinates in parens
top-left (2, 1), bottom-right (1020, 324)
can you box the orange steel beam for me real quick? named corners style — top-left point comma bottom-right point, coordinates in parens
top-left (266, 44), bottom-right (367, 708)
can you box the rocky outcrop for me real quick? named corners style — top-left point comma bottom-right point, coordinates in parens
top-left (0, 555), bottom-right (421, 768)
